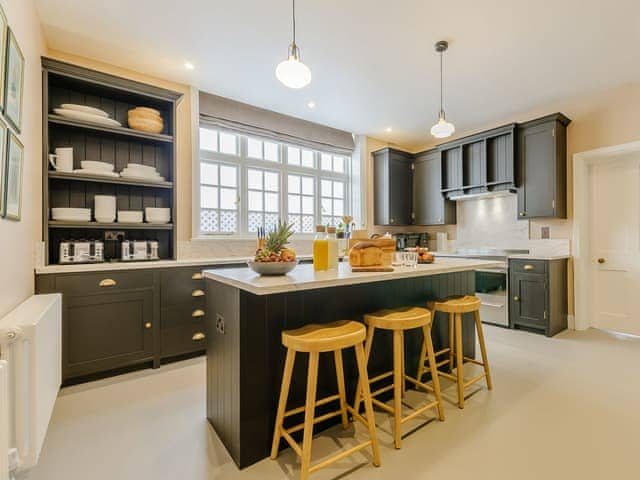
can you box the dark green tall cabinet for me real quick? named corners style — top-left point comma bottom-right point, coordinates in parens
top-left (373, 148), bottom-right (413, 225)
top-left (413, 149), bottom-right (456, 225)
top-left (517, 113), bottom-right (571, 218)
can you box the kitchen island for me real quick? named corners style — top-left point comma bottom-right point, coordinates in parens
top-left (203, 258), bottom-right (502, 468)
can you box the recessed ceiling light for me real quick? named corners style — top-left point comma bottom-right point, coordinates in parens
top-left (308, 101), bottom-right (316, 108)
top-left (385, 127), bottom-right (393, 133)
top-left (184, 61), bottom-right (195, 70)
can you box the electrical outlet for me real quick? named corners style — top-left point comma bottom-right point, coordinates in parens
top-left (216, 314), bottom-right (225, 334)
top-left (104, 230), bottom-right (125, 241)
top-left (541, 226), bottom-right (550, 239)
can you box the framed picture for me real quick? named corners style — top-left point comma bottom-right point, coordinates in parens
top-left (4, 28), bottom-right (24, 133)
top-left (4, 130), bottom-right (23, 220)
top-left (0, 119), bottom-right (5, 215)
top-left (0, 6), bottom-right (7, 112)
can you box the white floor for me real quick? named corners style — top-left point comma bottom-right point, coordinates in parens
top-left (24, 325), bottom-right (640, 480)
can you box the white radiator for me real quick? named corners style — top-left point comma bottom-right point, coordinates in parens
top-left (0, 294), bottom-right (61, 479)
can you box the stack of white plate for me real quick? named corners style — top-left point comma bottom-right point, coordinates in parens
top-left (54, 104), bottom-right (122, 127)
top-left (51, 208), bottom-right (91, 222)
top-left (73, 160), bottom-right (120, 178)
top-left (145, 207), bottom-right (171, 224)
top-left (117, 210), bottom-right (144, 223)
top-left (121, 163), bottom-right (166, 182)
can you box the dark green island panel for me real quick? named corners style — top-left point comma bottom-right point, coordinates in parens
top-left (204, 269), bottom-right (479, 468)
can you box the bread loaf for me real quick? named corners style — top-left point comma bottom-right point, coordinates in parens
top-left (349, 242), bottom-right (384, 267)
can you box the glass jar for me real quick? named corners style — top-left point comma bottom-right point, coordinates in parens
top-left (326, 226), bottom-right (339, 270)
top-left (313, 225), bottom-right (328, 271)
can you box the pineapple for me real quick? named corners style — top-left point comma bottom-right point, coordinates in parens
top-left (256, 222), bottom-right (296, 262)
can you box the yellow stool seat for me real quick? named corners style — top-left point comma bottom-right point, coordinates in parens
top-left (282, 320), bottom-right (365, 353)
top-left (364, 306), bottom-right (433, 330)
top-left (427, 295), bottom-right (481, 313)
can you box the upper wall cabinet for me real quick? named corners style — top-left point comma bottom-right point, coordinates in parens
top-left (516, 113), bottom-right (571, 219)
top-left (373, 148), bottom-right (413, 226)
top-left (439, 124), bottom-right (516, 199)
top-left (413, 149), bottom-right (456, 225)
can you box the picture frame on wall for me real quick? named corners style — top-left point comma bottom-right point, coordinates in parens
top-left (0, 6), bottom-right (7, 112)
top-left (0, 118), bottom-right (6, 215)
top-left (4, 130), bottom-right (23, 220)
top-left (4, 28), bottom-right (24, 133)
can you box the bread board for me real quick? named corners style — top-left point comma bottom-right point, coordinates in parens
top-left (350, 266), bottom-right (394, 272)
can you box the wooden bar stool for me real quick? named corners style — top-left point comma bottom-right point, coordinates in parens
top-left (271, 320), bottom-right (381, 480)
top-left (354, 307), bottom-right (445, 449)
top-left (418, 295), bottom-right (493, 409)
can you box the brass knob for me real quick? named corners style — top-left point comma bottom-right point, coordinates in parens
top-left (519, 212), bottom-right (526, 217)
top-left (390, 218), bottom-right (395, 224)
top-left (513, 296), bottom-right (520, 302)
top-left (523, 264), bottom-right (534, 271)
top-left (192, 332), bottom-right (206, 341)
top-left (99, 278), bottom-right (117, 287)
top-left (597, 258), bottom-right (605, 264)
top-left (144, 322), bottom-right (152, 329)
top-left (191, 272), bottom-right (204, 280)
top-left (192, 309), bottom-right (205, 318)
top-left (191, 289), bottom-right (205, 297)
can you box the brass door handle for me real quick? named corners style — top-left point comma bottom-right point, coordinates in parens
top-left (523, 264), bottom-right (535, 271)
top-left (192, 332), bottom-right (206, 341)
top-left (144, 322), bottom-right (152, 329)
top-left (191, 289), bottom-right (205, 297)
top-left (519, 212), bottom-right (526, 217)
top-left (192, 309), bottom-right (205, 318)
top-left (191, 272), bottom-right (204, 280)
top-left (99, 278), bottom-right (117, 287)
top-left (513, 296), bottom-right (520, 302)
top-left (597, 258), bottom-right (606, 264)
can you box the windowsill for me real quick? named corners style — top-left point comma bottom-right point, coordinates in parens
top-left (190, 234), bottom-right (316, 242)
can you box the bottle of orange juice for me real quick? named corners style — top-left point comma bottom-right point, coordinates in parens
top-left (313, 225), bottom-right (329, 271)
top-left (326, 226), bottom-right (339, 270)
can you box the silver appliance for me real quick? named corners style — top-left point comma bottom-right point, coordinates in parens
top-left (436, 248), bottom-right (528, 327)
top-left (121, 240), bottom-right (159, 261)
top-left (59, 240), bottom-right (104, 264)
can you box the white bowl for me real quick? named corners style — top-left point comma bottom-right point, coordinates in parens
top-left (145, 207), bottom-right (170, 219)
top-left (81, 160), bottom-right (113, 172)
top-left (95, 216), bottom-right (115, 224)
top-left (247, 259), bottom-right (298, 276)
top-left (117, 210), bottom-right (143, 223)
top-left (126, 163), bottom-right (157, 174)
top-left (51, 208), bottom-right (91, 221)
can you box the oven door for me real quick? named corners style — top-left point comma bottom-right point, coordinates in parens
top-left (475, 268), bottom-right (509, 327)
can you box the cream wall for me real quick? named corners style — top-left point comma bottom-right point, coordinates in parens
top-left (0, 0), bottom-right (46, 318)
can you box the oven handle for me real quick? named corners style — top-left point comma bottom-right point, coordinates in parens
top-left (480, 301), bottom-right (505, 308)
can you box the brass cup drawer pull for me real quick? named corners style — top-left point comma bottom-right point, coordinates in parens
top-left (523, 264), bottom-right (535, 271)
top-left (191, 272), bottom-right (204, 280)
top-left (513, 296), bottom-right (520, 302)
top-left (192, 309), bottom-right (205, 318)
top-left (99, 278), bottom-right (117, 287)
top-left (191, 289), bottom-right (205, 297)
top-left (144, 322), bottom-right (152, 329)
top-left (192, 332), bottom-right (206, 341)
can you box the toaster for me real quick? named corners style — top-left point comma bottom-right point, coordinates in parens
top-left (121, 240), bottom-right (159, 261)
top-left (59, 240), bottom-right (104, 264)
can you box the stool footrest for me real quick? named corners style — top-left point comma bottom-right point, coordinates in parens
top-left (371, 384), bottom-right (395, 398)
top-left (308, 440), bottom-right (373, 474)
top-left (463, 356), bottom-right (485, 366)
top-left (436, 371), bottom-right (458, 382)
top-left (281, 429), bottom-right (303, 457)
top-left (369, 371), bottom-right (394, 384)
top-left (285, 409), bottom-right (343, 435)
top-left (463, 373), bottom-right (487, 388)
top-left (404, 374), bottom-right (434, 393)
top-left (434, 348), bottom-right (451, 357)
top-left (284, 393), bottom-right (340, 418)
top-left (371, 397), bottom-right (396, 414)
top-left (400, 400), bottom-right (441, 424)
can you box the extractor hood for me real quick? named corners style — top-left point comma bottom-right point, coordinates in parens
top-left (449, 189), bottom-right (516, 202)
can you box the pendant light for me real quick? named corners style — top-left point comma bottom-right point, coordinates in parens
top-left (430, 40), bottom-right (455, 138)
top-left (275, 0), bottom-right (311, 89)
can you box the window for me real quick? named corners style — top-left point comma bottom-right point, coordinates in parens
top-left (197, 127), bottom-right (352, 235)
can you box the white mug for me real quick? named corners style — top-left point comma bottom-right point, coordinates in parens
top-left (49, 147), bottom-right (74, 172)
top-left (94, 195), bottom-right (117, 223)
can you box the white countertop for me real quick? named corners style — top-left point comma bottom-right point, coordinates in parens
top-left (203, 258), bottom-right (504, 296)
top-left (35, 255), bottom-right (312, 275)
top-left (432, 251), bottom-right (571, 261)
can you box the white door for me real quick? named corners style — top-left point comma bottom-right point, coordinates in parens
top-left (588, 156), bottom-right (640, 335)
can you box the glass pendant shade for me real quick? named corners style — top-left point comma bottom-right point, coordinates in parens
top-left (430, 115), bottom-right (455, 138)
top-left (276, 45), bottom-right (311, 89)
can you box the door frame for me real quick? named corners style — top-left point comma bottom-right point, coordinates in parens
top-left (572, 139), bottom-right (640, 330)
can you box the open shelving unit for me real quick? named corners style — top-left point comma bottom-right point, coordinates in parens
top-left (42, 58), bottom-right (183, 265)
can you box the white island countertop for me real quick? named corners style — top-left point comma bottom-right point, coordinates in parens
top-left (203, 258), bottom-right (503, 296)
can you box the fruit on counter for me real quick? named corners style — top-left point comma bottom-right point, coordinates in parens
top-left (414, 247), bottom-right (435, 263)
top-left (254, 222), bottom-right (297, 262)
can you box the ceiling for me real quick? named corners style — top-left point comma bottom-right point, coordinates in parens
top-left (35, 0), bottom-right (640, 149)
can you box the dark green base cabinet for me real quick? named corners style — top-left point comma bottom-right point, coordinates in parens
top-left (35, 264), bottom-right (220, 385)
top-left (509, 258), bottom-right (568, 337)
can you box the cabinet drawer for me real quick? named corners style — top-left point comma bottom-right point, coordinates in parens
top-left (161, 324), bottom-right (207, 357)
top-left (160, 267), bottom-right (206, 305)
top-left (510, 259), bottom-right (547, 275)
top-left (161, 301), bottom-right (206, 330)
top-left (56, 270), bottom-right (154, 296)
